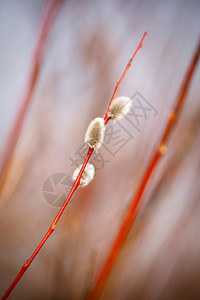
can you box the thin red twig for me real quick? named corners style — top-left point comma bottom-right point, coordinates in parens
top-left (2, 148), bottom-right (93, 300)
top-left (0, 0), bottom-right (61, 190)
top-left (104, 32), bottom-right (147, 124)
top-left (87, 38), bottom-right (200, 300)
top-left (2, 33), bottom-right (147, 299)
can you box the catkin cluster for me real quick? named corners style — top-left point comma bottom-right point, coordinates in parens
top-left (72, 96), bottom-right (132, 186)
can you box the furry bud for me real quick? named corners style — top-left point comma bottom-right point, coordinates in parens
top-left (84, 117), bottom-right (105, 150)
top-left (72, 163), bottom-right (95, 186)
top-left (108, 96), bottom-right (132, 121)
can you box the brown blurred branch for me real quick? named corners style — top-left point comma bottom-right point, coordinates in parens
top-left (87, 38), bottom-right (200, 300)
top-left (0, 0), bottom-right (62, 193)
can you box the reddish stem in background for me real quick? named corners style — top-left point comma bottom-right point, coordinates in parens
top-left (0, 0), bottom-right (61, 189)
top-left (87, 39), bottom-right (200, 300)
top-left (2, 33), bottom-right (147, 299)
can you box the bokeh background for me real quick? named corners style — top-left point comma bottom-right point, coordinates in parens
top-left (0, 0), bottom-right (200, 299)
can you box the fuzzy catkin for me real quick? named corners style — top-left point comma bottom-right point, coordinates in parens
top-left (108, 96), bottom-right (132, 121)
top-left (84, 117), bottom-right (105, 150)
top-left (72, 163), bottom-right (95, 186)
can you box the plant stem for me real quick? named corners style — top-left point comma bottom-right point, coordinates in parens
top-left (1, 32), bottom-right (147, 299)
top-left (0, 0), bottom-right (61, 192)
top-left (2, 148), bottom-right (93, 300)
top-left (104, 32), bottom-right (147, 124)
top-left (87, 38), bottom-right (200, 300)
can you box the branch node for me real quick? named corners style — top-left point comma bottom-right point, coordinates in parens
top-left (158, 143), bottom-right (168, 155)
top-left (51, 224), bottom-right (56, 230)
top-left (169, 111), bottom-right (176, 122)
top-left (23, 260), bottom-right (29, 267)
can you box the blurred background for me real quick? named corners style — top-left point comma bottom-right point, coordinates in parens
top-left (0, 0), bottom-right (200, 299)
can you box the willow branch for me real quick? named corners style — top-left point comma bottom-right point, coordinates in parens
top-left (104, 32), bottom-right (147, 124)
top-left (0, 0), bottom-right (61, 192)
top-left (2, 33), bottom-right (147, 300)
top-left (87, 38), bottom-right (200, 300)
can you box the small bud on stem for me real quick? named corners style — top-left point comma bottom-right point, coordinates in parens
top-left (72, 163), bottom-right (95, 186)
top-left (84, 118), bottom-right (105, 150)
top-left (108, 96), bottom-right (132, 121)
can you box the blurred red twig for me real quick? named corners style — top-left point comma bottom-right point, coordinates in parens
top-left (0, 0), bottom-right (61, 191)
top-left (87, 38), bottom-right (200, 300)
top-left (1, 33), bottom-right (147, 299)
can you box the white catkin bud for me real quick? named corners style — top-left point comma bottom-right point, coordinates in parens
top-left (84, 117), bottom-right (105, 150)
top-left (108, 96), bottom-right (132, 121)
top-left (72, 163), bottom-right (95, 186)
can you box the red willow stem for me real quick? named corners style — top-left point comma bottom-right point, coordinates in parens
top-left (104, 32), bottom-right (147, 124)
top-left (87, 39), bottom-right (200, 300)
top-left (1, 32), bottom-right (147, 299)
top-left (2, 148), bottom-right (93, 300)
top-left (0, 0), bottom-right (61, 189)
